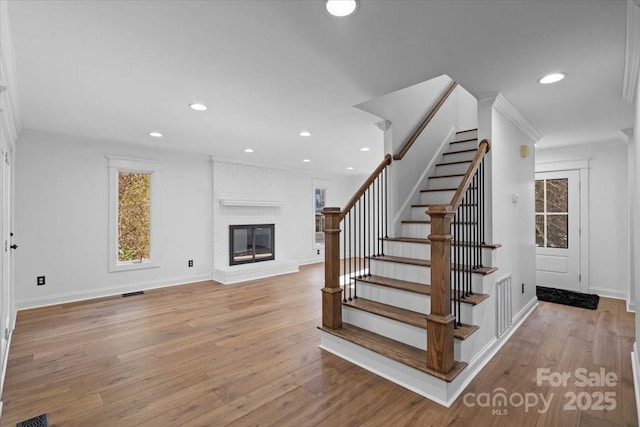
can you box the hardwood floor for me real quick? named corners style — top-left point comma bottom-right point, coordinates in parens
top-left (1, 263), bottom-right (637, 426)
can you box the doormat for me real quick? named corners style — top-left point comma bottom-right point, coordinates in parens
top-left (536, 286), bottom-right (599, 310)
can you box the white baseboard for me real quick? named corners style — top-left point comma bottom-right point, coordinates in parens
top-left (589, 287), bottom-right (628, 301)
top-left (628, 300), bottom-right (636, 313)
top-left (632, 343), bottom-right (640, 427)
top-left (16, 274), bottom-right (212, 311)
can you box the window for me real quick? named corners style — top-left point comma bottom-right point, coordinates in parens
top-left (535, 178), bottom-right (568, 248)
top-left (314, 187), bottom-right (326, 246)
top-left (108, 157), bottom-right (162, 272)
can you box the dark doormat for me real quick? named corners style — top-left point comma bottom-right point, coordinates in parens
top-left (536, 286), bottom-right (599, 310)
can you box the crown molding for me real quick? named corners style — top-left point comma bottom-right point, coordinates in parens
top-left (375, 120), bottom-right (392, 131)
top-left (477, 92), bottom-right (542, 142)
top-left (623, 0), bottom-right (640, 102)
top-left (0, 0), bottom-right (21, 150)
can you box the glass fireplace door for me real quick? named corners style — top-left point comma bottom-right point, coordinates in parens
top-left (230, 224), bottom-right (275, 265)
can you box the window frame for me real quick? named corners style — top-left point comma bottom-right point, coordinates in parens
top-left (108, 156), bottom-right (162, 272)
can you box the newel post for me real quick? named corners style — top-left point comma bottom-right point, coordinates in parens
top-left (321, 207), bottom-right (343, 330)
top-left (426, 205), bottom-right (455, 374)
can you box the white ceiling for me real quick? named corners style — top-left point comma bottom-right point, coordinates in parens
top-left (6, 0), bottom-right (634, 175)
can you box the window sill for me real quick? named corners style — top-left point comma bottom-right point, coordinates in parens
top-left (109, 260), bottom-right (160, 273)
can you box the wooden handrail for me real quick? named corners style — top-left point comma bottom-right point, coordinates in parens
top-left (393, 80), bottom-right (458, 161)
top-left (339, 154), bottom-right (392, 221)
top-left (449, 139), bottom-right (491, 209)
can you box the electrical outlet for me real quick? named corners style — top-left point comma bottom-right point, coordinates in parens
top-left (188, 260), bottom-right (193, 268)
top-left (317, 249), bottom-right (320, 255)
top-left (37, 276), bottom-right (45, 286)
top-left (521, 283), bottom-right (525, 294)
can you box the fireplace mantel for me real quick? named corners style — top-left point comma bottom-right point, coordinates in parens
top-left (219, 199), bottom-right (284, 207)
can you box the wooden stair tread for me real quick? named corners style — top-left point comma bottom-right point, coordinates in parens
top-left (401, 220), bottom-right (431, 224)
top-left (357, 275), bottom-right (489, 306)
top-left (343, 298), bottom-right (477, 340)
top-left (318, 323), bottom-right (467, 382)
top-left (382, 237), bottom-right (431, 244)
top-left (372, 255), bottom-right (430, 267)
top-left (455, 292), bottom-right (490, 306)
top-left (420, 188), bottom-right (457, 192)
top-left (436, 160), bottom-right (472, 166)
top-left (381, 237), bottom-right (502, 250)
top-left (429, 173), bottom-right (465, 179)
top-left (443, 148), bottom-right (477, 155)
top-left (370, 255), bottom-right (498, 276)
top-left (456, 128), bottom-right (478, 134)
top-left (357, 275), bottom-right (431, 295)
top-left (450, 137), bottom-right (478, 144)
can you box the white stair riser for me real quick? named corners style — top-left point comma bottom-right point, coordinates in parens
top-left (369, 259), bottom-right (490, 293)
top-left (343, 305), bottom-right (426, 349)
top-left (384, 240), bottom-right (431, 259)
top-left (428, 175), bottom-right (464, 190)
top-left (447, 140), bottom-right (478, 151)
top-left (435, 162), bottom-right (471, 175)
top-left (455, 298), bottom-right (495, 362)
top-left (356, 281), bottom-right (430, 313)
top-left (442, 150), bottom-right (477, 163)
top-left (420, 190), bottom-right (454, 205)
top-left (410, 206), bottom-right (481, 222)
top-left (355, 281), bottom-right (478, 321)
top-left (454, 130), bottom-right (478, 140)
top-left (410, 206), bottom-right (431, 221)
top-left (369, 259), bottom-right (430, 285)
top-left (401, 223), bottom-right (431, 238)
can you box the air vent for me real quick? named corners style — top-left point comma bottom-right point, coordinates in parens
top-left (122, 291), bottom-right (144, 297)
top-left (16, 413), bottom-right (49, 427)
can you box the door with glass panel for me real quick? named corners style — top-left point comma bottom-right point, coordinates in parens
top-left (535, 170), bottom-right (581, 292)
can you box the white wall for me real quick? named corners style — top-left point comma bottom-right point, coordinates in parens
top-left (487, 106), bottom-right (537, 317)
top-left (536, 141), bottom-right (630, 300)
top-left (211, 159), bottom-right (357, 283)
top-left (14, 131), bottom-right (213, 309)
top-left (356, 76), bottom-right (478, 234)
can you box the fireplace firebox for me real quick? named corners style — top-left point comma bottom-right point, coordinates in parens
top-left (229, 224), bottom-right (275, 266)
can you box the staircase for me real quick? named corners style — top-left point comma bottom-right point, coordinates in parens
top-left (319, 124), bottom-right (502, 405)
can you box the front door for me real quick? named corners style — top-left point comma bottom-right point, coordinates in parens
top-left (535, 170), bottom-right (581, 292)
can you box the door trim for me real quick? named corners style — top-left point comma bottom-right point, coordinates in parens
top-left (535, 158), bottom-right (590, 292)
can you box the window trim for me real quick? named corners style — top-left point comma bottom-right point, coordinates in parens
top-left (108, 156), bottom-right (162, 272)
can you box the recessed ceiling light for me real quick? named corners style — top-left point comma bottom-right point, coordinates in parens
top-left (299, 130), bottom-right (312, 137)
top-left (302, 159), bottom-right (311, 163)
top-left (244, 148), bottom-right (254, 153)
top-left (360, 147), bottom-right (370, 152)
top-left (347, 166), bottom-right (354, 170)
top-left (148, 132), bottom-right (163, 138)
top-left (189, 103), bottom-right (208, 111)
top-left (326, 0), bottom-right (358, 17)
top-left (538, 73), bottom-right (566, 84)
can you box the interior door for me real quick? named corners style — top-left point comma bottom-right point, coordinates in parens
top-left (0, 150), bottom-right (9, 369)
top-left (535, 170), bottom-right (581, 292)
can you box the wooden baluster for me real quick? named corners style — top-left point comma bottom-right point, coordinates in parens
top-left (322, 207), bottom-right (343, 330)
top-left (426, 204), bottom-right (455, 374)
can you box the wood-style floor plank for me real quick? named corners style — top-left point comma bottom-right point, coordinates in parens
top-left (1, 263), bottom-right (636, 426)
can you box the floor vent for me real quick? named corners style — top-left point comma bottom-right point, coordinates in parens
top-left (122, 291), bottom-right (145, 297)
top-left (496, 274), bottom-right (513, 338)
top-left (16, 413), bottom-right (49, 427)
